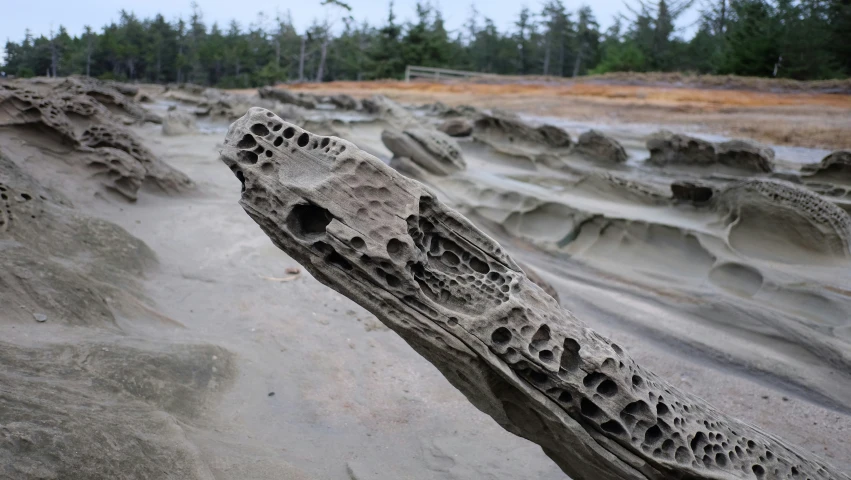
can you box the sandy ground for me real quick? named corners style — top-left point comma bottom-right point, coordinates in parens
top-left (2, 79), bottom-right (851, 479)
top-left (272, 80), bottom-right (851, 150)
top-left (84, 120), bottom-right (849, 477)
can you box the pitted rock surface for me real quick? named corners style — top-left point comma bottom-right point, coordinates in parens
top-left (219, 107), bottom-right (849, 480)
top-left (0, 81), bottom-right (192, 199)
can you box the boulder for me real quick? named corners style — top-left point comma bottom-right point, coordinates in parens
top-left (162, 110), bottom-right (197, 136)
top-left (438, 118), bottom-right (474, 137)
top-left (576, 130), bottom-right (628, 163)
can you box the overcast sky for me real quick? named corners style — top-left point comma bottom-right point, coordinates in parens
top-left (3, 0), bottom-right (700, 45)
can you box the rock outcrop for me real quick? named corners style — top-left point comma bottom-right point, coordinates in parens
top-left (162, 110), bottom-right (197, 136)
top-left (328, 93), bottom-right (361, 110)
top-left (647, 131), bottom-right (775, 173)
top-left (381, 127), bottom-right (467, 176)
top-left (802, 150), bottom-right (851, 182)
top-left (258, 86), bottom-right (318, 109)
top-left (473, 113), bottom-right (573, 161)
top-left (439, 118), bottom-right (474, 137)
top-left (576, 130), bottom-right (628, 163)
top-left (0, 81), bottom-right (193, 199)
top-left (220, 108), bottom-right (848, 480)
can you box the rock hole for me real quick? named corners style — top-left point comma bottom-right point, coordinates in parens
top-left (273, 123), bottom-right (282, 131)
top-left (469, 257), bottom-right (490, 274)
top-left (623, 400), bottom-right (653, 418)
top-left (597, 379), bottom-right (618, 397)
top-left (260, 163), bottom-right (274, 174)
top-left (340, 146), bottom-right (346, 152)
top-left (265, 150), bottom-right (273, 157)
top-left (528, 370), bottom-right (548, 385)
top-left (539, 350), bottom-right (554, 362)
top-left (321, 138), bottom-right (330, 148)
top-left (580, 398), bottom-right (601, 418)
top-left (657, 402), bottom-right (670, 416)
top-left (560, 338), bottom-right (581, 371)
top-left (297, 133), bottom-right (310, 147)
top-left (274, 136), bottom-right (283, 147)
top-left (326, 250), bottom-right (352, 270)
top-left (644, 425), bottom-right (663, 445)
top-left (283, 127), bottom-right (296, 138)
top-left (351, 237), bottom-right (365, 249)
top-left (237, 134), bottom-right (257, 149)
top-left (237, 150), bottom-right (258, 165)
top-left (266, 111), bottom-right (274, 117)
top-left (385, 273), bottom-right (401, 288)
top-left (752, 465), bottom-right (765, 477)
top-left (632, 375), bottom-right (643, 387)
top-left (601, 420), bottom-right (626, 436)
top-left (251, 123), bottom-right (270, 136)
top-left (20, 193), bottom-right (31, 201)
top-left (491, 327), bottom-right (512, 345)
top-left (447, 317), bottom-right (458, 326)
top-left (386, 238), bottom-right (404, 258)
top-left (558, 391), bottom-right (573, 403)
top-left (441, 251), bottom-right (460, 267)
top-left (530, 324), bottom-right (551, 351)
top-left (235, 171), bottom-right (246, 192)
top-left (287, 203), bottom-right (333, 238)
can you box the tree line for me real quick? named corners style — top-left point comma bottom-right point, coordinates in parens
top-left (2, 0), bottom-right (850, 86)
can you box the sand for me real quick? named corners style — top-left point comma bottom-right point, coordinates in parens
top-left (1, 79), bottom-right (850, 479)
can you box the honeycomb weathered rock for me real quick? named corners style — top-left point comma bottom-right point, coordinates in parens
top-left (439, 117), bottom-right (474, 137)
top-left (219, 107), bottom-right (848, 480)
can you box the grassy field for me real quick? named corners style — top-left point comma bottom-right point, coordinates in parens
top-left (271, 77), bottom-right (851, 150)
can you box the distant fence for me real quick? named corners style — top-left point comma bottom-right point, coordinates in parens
top-left (404, 65), bottom-right (489, 82)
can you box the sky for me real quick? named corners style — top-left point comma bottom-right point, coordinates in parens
top-left (2, 0), bottom-right (700, 45)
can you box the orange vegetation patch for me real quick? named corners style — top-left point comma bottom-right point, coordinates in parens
top-left (288, 80), bottom-right (851, 111)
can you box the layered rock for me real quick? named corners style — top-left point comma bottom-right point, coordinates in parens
top-left (381, 127), bottom-right (467, 176)
top-left (439, 117), bottom-right (474, 137)
top-left (802, 150), bottom-right (851, 182)
top-left (219, 108), bottom-right (848, 480)
top-left (328, 93), bottom-right (361, 110)
top-left (647, 131), bottom-right (775, 173)
top-left (576, 130), bottom-right (628, 163)
top-left (0, 81), bottom-right (193, 199)
top-left (258, 86), bottom-right (318, 109)
top-left (473, 113), bottom-right (573, 161)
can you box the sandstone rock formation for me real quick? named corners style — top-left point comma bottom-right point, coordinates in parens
top-left (258, 86), bottom-right (318, 109)
top-left (647, 131), bottom-right (775, 173)
top-left (439, 117), bottom-right (474, 137)
top-left (162, 110), bottom-right (197, 136)
top-left (329, 93), bottom-right (361, 110)
top-left (0, 81), bottom-right (192, 199)
top-left (802, 150), bottom-right (851, 182)
top-left (473, 113), bottom-right (573, 162)
top-left (576, 130), bottom-right (629, 163)
top-left (381, 127), bottom-right (467, 176)
top-left (220, 107), bottom-right (848, 480)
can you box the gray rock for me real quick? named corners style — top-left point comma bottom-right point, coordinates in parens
top-left (647, 131), bottom-right (775, 173)
top-left (162, 110), bottom-right (197, 136)
top-left (802, 150), bottom-right (851, 181)
top-left (257, 86), bottom-right (317, 109)
top-left (381, 128), bottom-right (466, 176)
top-left (33, 313), bottom-right (47, 322)
top-left (219, 107), bottom-right (848, 480)
top-left (438, 118), bottom-right (474, 137)
top-left (576, 130), bottom-right (628, 163)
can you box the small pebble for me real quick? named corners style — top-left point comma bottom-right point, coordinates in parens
top-left (33, 313), bottom-right (47, 322)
